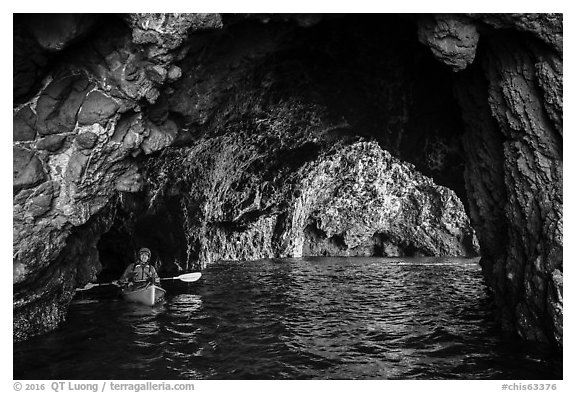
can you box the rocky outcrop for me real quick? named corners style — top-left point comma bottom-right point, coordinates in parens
top-left (13, 14), bottom-right (562, 350)
top-left (417, 15), bottom-right (479, 71)
top-left (12, 14), bottom-right (227, 342)
top-left (285, 142), bottom-right (477, 258)
top-left (126, 13), bottom-right (223, 48)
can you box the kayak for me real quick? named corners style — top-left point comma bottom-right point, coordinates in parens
top-left (121, 283), bottom-right (165, 306)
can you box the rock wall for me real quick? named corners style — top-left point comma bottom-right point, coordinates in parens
top-left (481, 34), bottom-right (562, 346)
top-left (13, 14), bottom-right (225, 341)
top-left (13, 14), bottom-right (562, 348)
top-left (418, 14), bottom-right (563, 346)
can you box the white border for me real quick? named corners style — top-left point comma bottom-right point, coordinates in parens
top-left (3, 2), bottom-right (571, 390)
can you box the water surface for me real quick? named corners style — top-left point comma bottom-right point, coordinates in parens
top-left (13, 257), bottom-right (562, 379)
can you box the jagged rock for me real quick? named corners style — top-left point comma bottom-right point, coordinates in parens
top-left (77, 91), bottom-right (120, 125)
top-left (14, 147), bottom-right (46, 192)
top-left (287, 142), bottom-right (478, 257)
top-left (127, 13), bottom-right (223, 49)
top-left (140, 120), bottom-right (178, 154)
top-left (13, 105), bottom-right (37, 141)
top-left (75, 131), bottom-right (99, 150)
top-left (107, 14), bottom-right (223, 107)
top-left (417, 14), bottom-right (480, 72)
top-left (36, 135), bottom-right (67, 152)
top-left (67, 20), bottom-right (171, 106)
top-left (77, 26), bottom-right (155, 102)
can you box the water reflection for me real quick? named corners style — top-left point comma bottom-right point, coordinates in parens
top-left (13, 257), bottom-right (562, 380)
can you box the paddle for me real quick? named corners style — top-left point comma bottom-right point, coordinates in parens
top-left (161, 272), bottom-right (202, 282)
top-left (77, 272), bottom-right (202, 291)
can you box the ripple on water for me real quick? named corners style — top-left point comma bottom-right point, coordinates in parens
top-left (13, 257), bottom-right (562, 380)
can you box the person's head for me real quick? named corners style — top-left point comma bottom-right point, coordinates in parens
top-left (138, 248), bottom-right (151, 264)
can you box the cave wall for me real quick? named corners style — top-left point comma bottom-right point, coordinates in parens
top-left (415, 14), bottom-right (562, 346)
top-left (12, 14), bottom-right (562, 348)
top-left (476, 33), bottom-right (562, 345)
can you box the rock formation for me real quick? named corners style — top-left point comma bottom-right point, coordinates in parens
top-left (13, 14), bottom-right (562, 350)
top-left (418, 14), bottom-right (563, 346)
top-left (147, 139), bottom-right (477, 266)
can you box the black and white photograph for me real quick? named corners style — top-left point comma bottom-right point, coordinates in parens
top-left (10, 4), bottom-right (566, 386)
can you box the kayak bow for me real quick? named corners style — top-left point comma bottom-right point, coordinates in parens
top-left (121, 283), bottom-right (165, 306)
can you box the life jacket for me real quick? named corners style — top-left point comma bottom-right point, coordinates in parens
top-left (131, 263), bottom-right (155, 281)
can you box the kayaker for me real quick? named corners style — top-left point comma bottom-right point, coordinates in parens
top-left (118, 248), bottom-right (161, 288)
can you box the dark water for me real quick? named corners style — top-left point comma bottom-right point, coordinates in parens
top-left (14, 257), bottom-right (562, 380)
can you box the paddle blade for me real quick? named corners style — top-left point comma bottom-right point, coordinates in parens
top-left (76, 283), bottom-right (99, 291)
top-left (178, 272), bottom-right (202, 282)
top-left (76, 281), bottom-right (118, 291)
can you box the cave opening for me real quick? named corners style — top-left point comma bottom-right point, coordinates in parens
top-left (94, 14), bottom-right (475, 277)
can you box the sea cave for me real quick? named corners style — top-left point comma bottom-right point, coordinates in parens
top-left (13, 12), bottom-right (562, 358)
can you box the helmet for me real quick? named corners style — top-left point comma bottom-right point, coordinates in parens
top-left (138, 248), bottom-right (151, 258)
